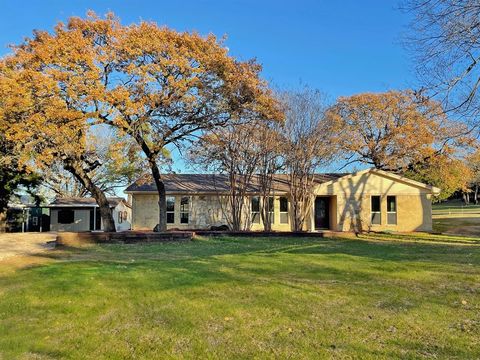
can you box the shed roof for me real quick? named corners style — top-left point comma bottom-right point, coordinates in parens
top-left (49, 197), bottom-right (126, 208)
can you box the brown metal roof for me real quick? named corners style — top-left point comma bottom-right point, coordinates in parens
top-left (49, 197), bottom-right (126, 208)
top-left (125, 173), bottom-right (349, 194)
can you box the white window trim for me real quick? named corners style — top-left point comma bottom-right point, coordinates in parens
top-left (166, 196), bottom-right (175, 224)
top-left (387, 195), bottom-right (397, 225)
top-left (279, 197), bottom-right (289, 224)
top-left (251, 196), bottom-right (260, 224)
top-left (180, 196), bottom-right (190, 225)
top-left (370, 195), bottom-right (381, 225)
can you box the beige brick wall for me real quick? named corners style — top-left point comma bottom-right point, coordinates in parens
top-left (315, 171), bottom-right (434, 232)
top-left (334, 194), bottom-right (432, 232)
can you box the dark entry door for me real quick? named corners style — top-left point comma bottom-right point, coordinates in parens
top-left (28, 207), bottom-right (42, 232)
top-left (314, 197), bottom-right (330, 229)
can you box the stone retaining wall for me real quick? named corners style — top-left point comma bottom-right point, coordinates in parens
top-left (56, 231), bottom-right (193, 246)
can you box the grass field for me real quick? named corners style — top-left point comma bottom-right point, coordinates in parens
top-left (1, 235), bottom-right (479, 359)
top-left (433, 200), bottom-right (480, 235)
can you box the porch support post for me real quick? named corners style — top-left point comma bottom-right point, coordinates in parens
top-left (93, 206), bottom-right (97, 231)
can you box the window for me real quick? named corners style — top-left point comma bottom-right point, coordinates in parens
top-left (387, 196), bottom-right (397, 225)
top-left (58, 209), bottom-right (74, 224)
top-left (166, 196), bottom-right (175, 224)
top-left (268, 196), bottom-right (275, 224)
top-left (118, 210), bottom-right (128, 224)
top-left (279, 197), bottom-right (289, 224)
top-left (251, 196), bottom-right (260, 224)
top-left (180, 196), bottom-right (190, 224)
top-left (371, 196), bottom-right (381, 225)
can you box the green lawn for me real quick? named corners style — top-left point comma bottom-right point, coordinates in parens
top-left (432, 200), bottom-right (480, 235)
top-left (433, 200), bottom-right (480, 214)
top-left (1, 236), bottom-right (480, 359)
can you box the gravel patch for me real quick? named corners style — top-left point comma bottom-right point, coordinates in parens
top-left (0, 233), bottom-right (57, 261)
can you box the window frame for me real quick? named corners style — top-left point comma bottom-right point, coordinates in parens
top-left (387, 195), bottom-right (397, 225)
top-left (166, 196), bottom-right (175, 224)
top-left (370, 195), bottom-right (381, 225)
top-left (279, 196), bottom-right (289, 224)
top-left (180, 196), bottom-right (190, 224)
top-left (251, 196), bottom-right (260, 224)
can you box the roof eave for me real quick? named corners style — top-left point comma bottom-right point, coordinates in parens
top-left (124, 190), bottom-right (290, 195)
top-left (47, 204), bottom-right (116, 208)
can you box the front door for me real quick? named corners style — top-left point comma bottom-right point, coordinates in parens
top-left (314, 197), bottom-right (330, 229)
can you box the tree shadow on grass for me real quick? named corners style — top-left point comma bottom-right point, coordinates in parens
top-left (1, 236), bottom-right (478, 306)
top-left (5, 236), bottom-right (477, 297)
top-left (7, 235), bottom-right (480, 279)
top-left (2, 236), bottom-right (479, 359)
top-left (274, 238), bottom-right (480, 265)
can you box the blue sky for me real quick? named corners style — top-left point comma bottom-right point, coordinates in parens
top-left (0, 0), bottom-right (414, 97)
top-left (1, 1), bottom-right (415, 175)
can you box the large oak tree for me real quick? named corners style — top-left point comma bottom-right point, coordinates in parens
top-left (1, 12), bottom-right (280, 231)
top-left (326, 90), bottom-right (472, 199)
top-left (0, 60), bottom-right (118, 231)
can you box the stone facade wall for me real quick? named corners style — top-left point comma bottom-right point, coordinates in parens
top-left (131, 193), bottom-right (294, 231)
top-left (132, 193), bottom-right (229, 230)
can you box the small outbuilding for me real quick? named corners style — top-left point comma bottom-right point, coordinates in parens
top-left (48, 197), bottom-right (131, 232)
top-left (4, 202), bottom-right (50, 232)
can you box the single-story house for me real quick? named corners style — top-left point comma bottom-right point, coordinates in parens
top-left (49, 197), bottom-right (132, 232)
top-left (125, 168), bottom-right (441, 232)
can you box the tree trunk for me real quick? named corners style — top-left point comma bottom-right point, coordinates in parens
top-left (0, 211), bottom-right (6, 233)
top-left (475, 185), bottom-right (479, 205)
top-left (148, 158), bottom-right (167, 232)
top-left (64, 160), bottom-right (116, 232)
top-left (290, 175), bottom-right (304, 232)
top-left (135, 136), bottom-right (167, 232)
top-left (261, 194), bottom-right (272, 232)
